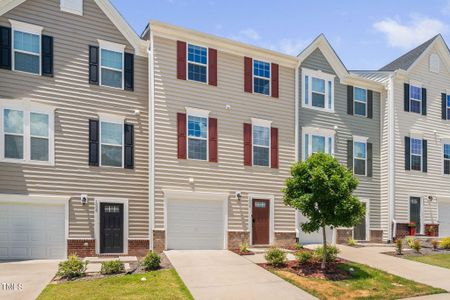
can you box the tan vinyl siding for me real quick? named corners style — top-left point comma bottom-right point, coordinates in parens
top-left (0, 0), bottom-right (148, 239)
top-left (298, 49), bottom-right (382, 229)
top-left (152, 35), bottom-right (296, 232)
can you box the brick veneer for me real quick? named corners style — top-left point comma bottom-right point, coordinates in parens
top-left (128, 240), bottom-right (150, 257)
top-left (228, 231), bottom-right (250, 249)
top-left (67, 239), bottom-right (95, 257)
top-left (395, 223), bottom-right (410, 239)
top-left (153, 230), bottom-right (166, 253)
top-left (274, 232), bottom-right (296, 248)
top-left (336, 229), bottom-right (353, 244)
top-left (369, 230), bottom-right (383, 243)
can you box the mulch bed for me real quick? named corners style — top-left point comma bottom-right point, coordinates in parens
top-left (231, 249), bottom-right (255, 256)
top-left (383, 248), bottom-right (450, 258)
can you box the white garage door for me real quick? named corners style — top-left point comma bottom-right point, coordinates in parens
top-left (167, 198), bottom-right (225, 250)
top-left (297, 212), bottom-right (333, 244)
top-left (0, 203), bottom-right (66, 259)
top-left (439, 200), bottom-right (450, 237)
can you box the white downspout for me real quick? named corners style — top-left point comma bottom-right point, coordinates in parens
top-left (148, 31), bottom-right (155, 250)
top-left (294, 60), bottom-right (301, 240)
top-left (387, 75), bottom-right (395, 242)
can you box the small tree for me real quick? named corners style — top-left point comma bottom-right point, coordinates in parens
top-left (283, 153), bottom-right (365, 269)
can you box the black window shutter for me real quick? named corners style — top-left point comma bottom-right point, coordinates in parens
top-left (347, 85), bottom-right (354, 115)
top-left (367, 142), bottom-right (373, 177)
top-left (367, 90), bottom-right (373, 119)
top-left (423, 139), bottom-right (427, 173)
top-left (124, 52), bottom-right (134, 91)
top-left (89, 46), bottom-right (99, 85)
top-left (89, 119), bottom-right (99, 166)
top-left (445, 160), bottom-right (450, 175)
top-left (404, 83), bottom-right (410, 112)
top-left (347, 140), bottom-right (353, 170)
top-left (41, 35), bottom-right (53, 77)
top-left (405, 136), bottom-right (411, 171)
top-left (442, 93), bottom-right (447, 120)
top-left (124, 124), bottom-right (134, 169)
top-left (421, 88), bottom-right (427, 116)
top-left (0, 26), bottom-right (12, 70)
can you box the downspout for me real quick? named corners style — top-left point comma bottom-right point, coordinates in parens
top-left (387, 74), bottom-right (395, 242)
top-left (294, 60), bottom-right (301, 241)
top-left (148, 30), bottom-right (155, 250)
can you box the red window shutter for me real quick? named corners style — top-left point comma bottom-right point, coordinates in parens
top-left (208, 48), bottom-right (217, 86)
top-left (177, 113), bottom-right (187, 159)
top-left (244, 57), bottom-right (253, 93)
top-left (271, 63), bottom-right (279, 98)
top-left (209, 117), bottom-right (218, 162)
top-left (271, 127), bottom-right (279, 168)
top-left (177, 41), bottom-right (187, 80)
top-left (243, 123), bottom-right (252, 166)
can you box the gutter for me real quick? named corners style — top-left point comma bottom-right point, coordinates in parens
top-left (387, 74), bottom-right (396, 242)
top-left (148, 30), bottom-right (155, 250)
top-left (294, 60), bottom-right (301, 239)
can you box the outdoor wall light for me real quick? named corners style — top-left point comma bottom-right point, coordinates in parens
top-left (235, 191), bottom-right (242, 201)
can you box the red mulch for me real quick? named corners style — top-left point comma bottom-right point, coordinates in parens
top-left (231, 249), bottom-right (255, 256)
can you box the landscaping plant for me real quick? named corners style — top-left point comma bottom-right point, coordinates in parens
top-left (100, 260), bottom-right (125, 275)
top-left (406, 237), bottom-right (415, 248)
top-left (395, 238), bottom-right (403, 255)
top-left (411, 239), bottom-right (422, 253)
top-left (283, 152), bottom-right (364, 269)
top-left (295, 251), bottom-right (312, 264)
top-left (313, 246), bottom-right (340, 263)
top-left (432, 239), bottom-right (440, 251)
top-left (57, 254), bottom-right (88, 279)
top-left (440, 237), bottom-right (450, 249)
top-left (239, 242), bottom-right (250, 253)
top-left (347, 238), bottom-right (357, 247)
top-left (293, 243), bottom-right (303, 250)
top-left (142, 251), bottom-right (161, 270)
top-left (264, 247), bottom-right (287, 267)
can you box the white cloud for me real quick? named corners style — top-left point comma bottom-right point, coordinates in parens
top-left (373, 15), bottom-right (448, 49)
top-left (273, 38), bottom-right (309, 55)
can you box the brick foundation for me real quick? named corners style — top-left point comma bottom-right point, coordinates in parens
top-left (128, 240), bottom-right (150, 257)
top-left (395, 223), bottom-right (410, 239)
top-left (274, 232), bottom-right (296, 248)
top-left (228, 231), bottom-right (250, 249)
top-left (370, 230), bottom-right (383, 243)
top-left (67, 239), bottom-right (96, 257)
top-left (336, 229), bottom-right (353, 244)
top-left (153, 230), bottom-right (166, 253)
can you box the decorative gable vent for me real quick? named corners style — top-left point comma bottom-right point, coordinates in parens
top-left (429, 53), bottom-right (440, 73)
top-left (60, 0), bottom-right (83, 16)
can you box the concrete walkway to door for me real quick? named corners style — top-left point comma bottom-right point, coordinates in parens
top-left (165, 250), bottom-right (316, 300)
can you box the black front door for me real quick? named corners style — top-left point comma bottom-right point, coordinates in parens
top-left (100, 203), bottom-right (124, 253)
top-left (354, 203), bottom-right (367, 240)
top-left (410, 197), bottom-right (421, 234)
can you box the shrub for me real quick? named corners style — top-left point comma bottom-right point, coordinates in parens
top-left (293, 243), bottom-right (303, 250)
top-left (264, 247), bottom-right (287, 267)
top-left (347, 238), bottom-right (357, 247)
top-left (142, 251), bottom-right (161, 270)
top-left (432, 239), bottom-right (440, 251)
top-left (395, 239), bottom-right (403, 255)
top-left (57, 255), bottom-right (87, 279)
top-left (405, 237), bottom-right (415, 248)
top-left (313, 246), bottom-right (340, 263)
top-left (239, 242), bottom-right (250, 253)
top-left (441, 237), bottom-right (450, 249)
top-left (411, 239), bottom-right (421, 253)
top-left (101, 260), bottom-right (125, 275)
top-left (295, 251), bottom-right (312, 264)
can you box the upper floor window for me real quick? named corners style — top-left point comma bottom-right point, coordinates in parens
top-left (187, 44), bottom-right (208, 83)
top-left (253, 60), bottom-right (270, 96)
top-left (409, 85), bottom-right (422, 114)
top-left (410, 138), bottom-right (422, 171)
top-left (302, 127), bottom-right (334, 160)
top-left (354, 87), bottom-right (367, 117)
top-left (446, 95), bottom-right (450, 120)
top-left (99, 40), bottom-right (125, 89)
top-left (444, 144), bottom-right (450, 175)
top-left (187, 115), bottom-right (208, 160)
top-left (354, 140), bottom-right (367, 175)
top-left (253, 125), bottom-right (270, 166)
top-left (10, 20), bottom-right (43, 75)
top-left (302, 68), bottom-right (334, 112)
top-left (100, 120), bottom-right (123, 167)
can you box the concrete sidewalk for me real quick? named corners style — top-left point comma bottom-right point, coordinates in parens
top-left (165, 250), bottom-right (316, 300)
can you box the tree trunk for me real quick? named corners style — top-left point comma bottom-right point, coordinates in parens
top-left (321, 225), bottom-right (327, 270)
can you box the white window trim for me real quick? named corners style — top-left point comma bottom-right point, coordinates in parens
top-left (251, 118), bottom-right (271, 167)
top-left (353, 137), bottom-right (368, 176)
top-left (353, 87), bottom-right (368, 117)
top-left (0, 99), bottom-right (54, 165)
top-left (410, 137), bottom-right (423, 172)
top-left (302, 68), bottom-right (335, 113)
top-left (409, 83), bottom-right (422, 114)
top-left (98, 39), bottom-right (126, 90)
top-left (186, 43), bottom-right (209, 85)
top-left (10, 20), bottom-right (43, 76)
top-left (252, 59), bottom-right (271, 96)
top-left (99, 114), bottom-right (125, 168)
top-left (186, 108), bottom-right (209, 161)
top-left (302, 126), bottom-right (335, 161)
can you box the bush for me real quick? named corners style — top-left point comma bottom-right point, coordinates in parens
top-left (101, 260), bottom-right (125, 275)
top-left (264, 247), bottom-right (286, 267)
top-left (295, 251), bottom-right (312, 264)
top-left (293, 243), bottom-right (303, 250)
top-left (411, 239), bottom-right (421, 253)
top-left (441, 237), bottom-right (450, 249)
top-left (405, 237), bottom-right (415, 248)
top-left (142, 251), bottom-right (161, 270)
top-left (347, 238), bottom-right (357, 247)
top-left (395, 239), bottom-right (403, 255)
top-left (313, 246), bottom-right (340, 263)
top-left (239, 242), bottom-right (250, 253)
top-left (57, 255), bottom-right (87, 279)
top-left (432, 239), bottom-right (440, 251)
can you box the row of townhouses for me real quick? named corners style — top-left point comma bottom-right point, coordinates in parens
top-left (0, 0), bottom-right (449, 259)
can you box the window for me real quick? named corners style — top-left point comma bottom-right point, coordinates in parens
top-left (187, 44), bottom-right (207, 83)
top-left (410, 138), bottom-right (422, 171)
top-left (354, 87), bottom-right (367, 117)
top-left (100, 121), bottom-right (123, 167)
top-left (354, 141), bottom-right (367, 175)
top-left (187, 115), bottom-right (208, 160)
top-left (302, 68), bottom-right (334, 111)
top-left (10, 20), bottom-right (43, 75)
top-left (444, 144), bottom-right (450, 174)
top-left (446, 95), bottom-right (450, 120)
top-left (253, 125), bottom-right (270, 166)
top-left (1, 103), bottom-right (53, 164)
top-left (410, 85), bottom-right (422, 114)
top-left (98, 40), bottom-right (125, 89)
top-left (303, 128), bottom-right (334, 160)
top-left (253, 60), bottom-right (270, 95)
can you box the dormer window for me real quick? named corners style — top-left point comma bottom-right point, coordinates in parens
top-left (302, 68), bottom-right (334, 112)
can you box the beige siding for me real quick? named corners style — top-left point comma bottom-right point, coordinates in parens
top-left (152, 36), bottom-right (296, 232)
top-left (0, 0), bottom-right (148, 239)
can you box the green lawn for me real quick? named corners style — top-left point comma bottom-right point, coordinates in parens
top-left (37, 269), bottom-right (193, 300)
top-left (270, 262), bottom-right (446, 300)
top-left (406, 253), bottom-right (450, 269)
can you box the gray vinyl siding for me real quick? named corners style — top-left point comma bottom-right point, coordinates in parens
top-left (298, 49), bottom-right (381, 229)
top-left (0, 0), bottom-right (149, 239)
top-left (380, 80), bottom-right (391, 240)
top-left (152, 36), bottom-right (296, 233)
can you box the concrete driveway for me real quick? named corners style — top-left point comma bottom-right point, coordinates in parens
top-left (0, 259), bottom-right (59, 300)
top-left (165, 250), bottom-right (316, 300)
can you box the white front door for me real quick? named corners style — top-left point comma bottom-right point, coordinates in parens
top-left (0, 203), bottom-right (66, 259)
top-left (439, 199), bottom-right (450, 237)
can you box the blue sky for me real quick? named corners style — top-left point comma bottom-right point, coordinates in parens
top-left (111, 0), bottom-right (450, 70)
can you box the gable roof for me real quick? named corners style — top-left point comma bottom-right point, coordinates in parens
top-left (379, 35), bottom-right (440, 71)
top-left (0, 0), bottom-right (147, 56)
